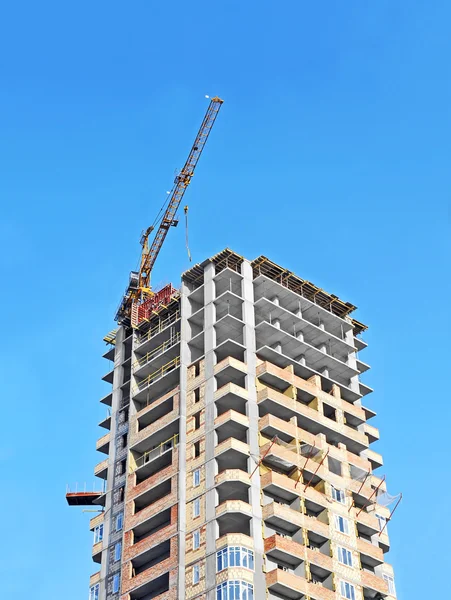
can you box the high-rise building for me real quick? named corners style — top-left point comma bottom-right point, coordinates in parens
top-left (68, 248), bottom-right (397, 600)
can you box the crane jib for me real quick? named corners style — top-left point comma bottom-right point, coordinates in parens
top-left (115, 97), bottom-right (223, 325)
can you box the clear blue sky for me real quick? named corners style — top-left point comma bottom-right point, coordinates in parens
top-left (0, 2), bottom-right (449, 598)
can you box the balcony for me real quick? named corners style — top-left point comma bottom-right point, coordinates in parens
top-left (100, 391), bottom-right (113, 406)
top-left (92, 540), bottom-right (102, 563)
top-left (361, 570), bottom-right (389, 597)
top-left (256, 334), bottom-right (369, 405)
top-left (132, 356), bottom-right (180, 401)
top-left (94, 458), bottom-right (108, 479)
top-left (131, 410), bottom-right (179, 454)
top-left (363, 423), bottom-right (380, 444)
top-left (214, 382), bottom-right (248, 416)
top-left (135, 394), bottom-right (175, 433)
top-left (254, 296), bottom-right (355, 361)
top-left (266, 569), bottom-right (335, 600)
top-left (253, 274), bottom-right (354, 342)
top-left (215, 438), bottom-right (250, 473)
top-left (96, 432), bottom-right (110, 454)
top-left (89, 571), bottom-right (100, 587)
top-left (131, 435), bottom-right (178, 482)
top-left (214, 313), bottom-right (244, 346)
top-left (214, 356), bottom-right (247, 388)
top-left (215, 410), bottom-right (249, 444)
top-left (214, 266), bottom-right (243, 296)
top-left (98, 412), bottom-right (111, 430)
top-left (258, 386), bottom-right (368, 454)
top-left (357, 537), bottom-right (384, 567)
top-left (102, 368), bottom-right (114, 384)
top-left (135, 310), bottom-right (181, 352)
top-left (216, 469), bottom-right (251, 504)
top-left (133, 333), bottom-right (181, 379)
top-left (216, 500), bottom-right (252, 536)
top-left (265, 534), bottom-right (305, 567)
top-left (129, 573), bottom-right (170, 600)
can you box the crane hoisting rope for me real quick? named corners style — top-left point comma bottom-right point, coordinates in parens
top-left (184, 206), bottom-right (192, 262)
top-left (115, 96), bottom-right (223, 324)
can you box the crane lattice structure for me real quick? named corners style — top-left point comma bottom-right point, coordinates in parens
top-left (116, 97), bottom-right (223, 325)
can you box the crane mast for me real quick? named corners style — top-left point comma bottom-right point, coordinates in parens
top-left (116, 97), bottom-right (223, 325)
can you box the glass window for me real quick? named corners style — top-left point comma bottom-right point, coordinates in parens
top-left (114, 542), bottom-right (122, 562)
top-left (193, 469), bottom-right (201, 487)
top-left (337, 546), bottom-right (353, 566)
top-left (216, 547), bottom-right (254, 572)
top-left (383, 574), bottom-right (396, 595)
top-left (193, 564), bottom-right (200, 584)
top-left (332, 487), bottom-right (345, 504)
top-left (193, 530), bottom-right (200, 550)
top-left (93, 524), bottom-right (103, 544)
top-left (113, 574), bottom-right (120, 594)
top-left (115, 513), bottom-right (123, 532)
top-left (340, 580), bottom-right (356, 600)
top-left (193, 498), bottom-right (200, 518)
top-left (335, 514), bottom-right (349, 534)
top-left (216, 581), bottom-right (254, 600)
top-left (89, 584), bottom-right (99, 600)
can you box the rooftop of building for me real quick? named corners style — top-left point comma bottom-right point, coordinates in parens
top-left (183, 248), bottom-right (367, 335)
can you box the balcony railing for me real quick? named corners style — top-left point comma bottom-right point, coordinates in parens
top-left (136, 310), bottom-right (180, 346)
top-left (133, 332), bottom-right (181, 371)
top-left (133, 356), bottom-right (180, 394)
top-left (132, 434), bottom-right (179, 472)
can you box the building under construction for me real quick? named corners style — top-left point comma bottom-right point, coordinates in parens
top-left (67, 101), bottom-right (399, 600)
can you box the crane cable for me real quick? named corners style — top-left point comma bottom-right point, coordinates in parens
top-left (184, 205), bottom-right (192, 262)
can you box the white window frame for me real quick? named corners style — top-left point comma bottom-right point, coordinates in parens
top-left (216, 580), bottom-right (254, 600)
top-left (332, 486), bottom-right (346, 504)
top-left (383, 574), bottom-right (396, 595)
top-left (340, 580), bottom-right (356, 600)
top-left (115, 513), bottom-right (123, 532)
top-left (376, 513), bottom-right (387, 532)
top-left (193, 564), bottom-right (200, 584)
top-left (193, 468), bottom-right (201, 487)
top-left (334, 514), bottom-right (350, 534)
top-left (114, 542), bottom-right (122, 562)
top-left (89, 584), bottom-right (100, 600)
top-left (193, 529), bottom-right (200, 550)
top-left (112, 573), bottom-right (120, 594)
top-left (337, 545), bottom-right (353, 567)
top-left (193, 498), bottom-right (200, 518)
top-left (216, 546), bottom-right (255, 572)
top-left (93, 524), bottom-right (103, 544)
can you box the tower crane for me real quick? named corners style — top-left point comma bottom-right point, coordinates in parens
top-left (116, 97), bottom-right (223, 325)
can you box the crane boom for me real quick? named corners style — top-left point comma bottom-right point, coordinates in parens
top-left (116, 97), bottom-right (223, 324)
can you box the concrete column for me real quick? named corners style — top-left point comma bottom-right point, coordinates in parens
top-left (203, 262), bottom-right (218, 598)
top-left (101, 326), bottom-right (125, 600)
top-left (344, 326), bottom-right (360, 395)
top-left (241, 260), bottom-right (266, 600)
top-left (177, 280), bottom-right (191, 599)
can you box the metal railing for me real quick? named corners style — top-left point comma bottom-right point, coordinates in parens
top-left (133, 356), bottom-right (180, 394)
top-left (132, 434), bottom-right (179, 472)
top-left (136, 310), bottom-right (180, 346)
top-left (133, 332), bottom-right (181, 371)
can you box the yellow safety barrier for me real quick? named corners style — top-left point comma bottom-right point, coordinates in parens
top-left (133, 332), bottom-right (181, 371)
top-left (137, 311), bottom-right (180, 346)
top-left (131, 434), bottom-right (179, 472)
top-left (133, 356), bottom-right (180, 394)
